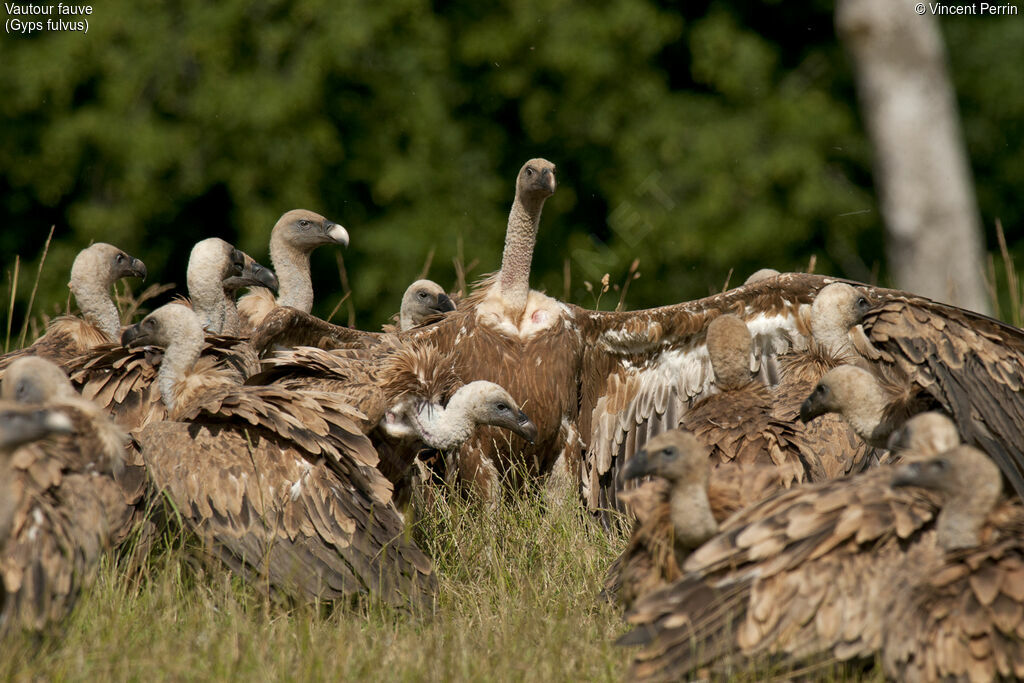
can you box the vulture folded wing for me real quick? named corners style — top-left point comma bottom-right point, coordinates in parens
top-left (620, 467), bottom-right (943, 680)
top-left (883, 506), bottom-right (1024, 682)
top-left (138, 419), bottom-right (436, 611)
top-left (249, 306), bottom-right (381, 355)
top-left (860, 296), bottom-right (1024, 499)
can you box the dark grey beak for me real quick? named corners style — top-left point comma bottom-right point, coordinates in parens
top-left (0, 408), bottom-right (73, 450)
top-left (128, 258), bottom-right (147, 281)
top-left (891, 461), bottom-right (925, 489)
top-left (799, 393), bottom-right (828, 423)
top-left (542, 168), bottom-right (556, 195)
top-left (224, 262), bottom-right (279, 295)
top-left (434, 293), bottom-right (455, 314)
top-left (121, 323), bottom-right (146, 348)
top-left (886, 425), bottom-right (909, 452)
top-left (620, 448), bottom-right (651, 484)
top-left (514, 411), bottom-right (538, 444)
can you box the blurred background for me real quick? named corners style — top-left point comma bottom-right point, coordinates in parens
top-left (1, 0), bottom-right (1022, 334)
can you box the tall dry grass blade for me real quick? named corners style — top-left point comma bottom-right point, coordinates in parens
top-left (417, 247), bottom-right (435, 281)
top-left (326, 292), bottom-right (351, 324)
top-left (335, 252), bottom-right (356, 328)
top-left (806, 254), bottom-right (817, 274)
top-left (118, 282), bottom-right (176, 323)
top-left (995, 219), bottom-right (1021, 326)
top-left (453, 237), bottom-right (467, 298)
top-left (563, 257), bottom-right (571, 302)
top-left (17, 225), bottom-right (55, 349)
top-left (721, 267), bottom-right (733, 293)
top-left (615, 259), bottom-right (640, 312)
top-left (985, 252), bottom-right (1000, 317)
top-left (5, 257), bottom-right (20, 353)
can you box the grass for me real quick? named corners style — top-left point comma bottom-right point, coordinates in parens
top-left (0, 247), bottom-right (999, 681)
top-left (1, 482), bottom-right (630, 682)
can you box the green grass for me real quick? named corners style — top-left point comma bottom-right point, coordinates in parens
top-left (1, 484), bottom-right (630, 682)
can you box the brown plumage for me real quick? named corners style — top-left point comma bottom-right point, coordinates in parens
top-left (603, 431), bottom-right (783, 610)
top-left (0, 358), bottom-right (133, 634)
top-left (249, 341), bottom-right (537, 498)
top-left (679, 314), bottom-right (820, 488)
top-left (0, 243), bottom-right (146, 374)
top-left (617, 433), bottom-right (1009, 680)
top-left (800, 363), bottom-right (939, 449)
top-left (854, 291), bottom-right (1024, 501)
top-left (123, 303), bottom-right (436, 609)
top-left (772, 283), bottom-right (881, 478)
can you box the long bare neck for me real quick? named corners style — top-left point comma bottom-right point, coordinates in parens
top-left (270, 233), bottom-right (314, 312)
top-left (499, 194), bottom-right (545, 317)
top-left (157, 327), bottom-right (204, 413)
top-left (844, 391), bottom-right (889, 447)
top-left (410, 392), bottom-right (476, 451)
top-left (70, 276), bottom-right (121, 341)
top-left (221, 292), bottom-right (241, 336)
top-left (669, 481), bottom-right (718, 549)
top-left (188, 273), bottom-right (226, 334)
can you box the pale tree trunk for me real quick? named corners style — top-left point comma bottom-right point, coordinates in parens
top-left (837, 0), bottom-right (991, 314)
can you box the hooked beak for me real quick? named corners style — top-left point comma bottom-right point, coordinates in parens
top-left (120, 323), bottom-right (147, 348)
top-left (886, 425), bottom-right (909, 452)
top-left (0, 408), bottom-right (73, 450)
top-left (799, 393), bottom-right (828, 423)
top-left (891, 461), bottom-right (925, 489)
top-left (433, 292), bottom-right (455, 315)
top-left (619, 448), bottom-right (651, 485)
top-left (224, 262), bottom-right (279, 295)
top-left (542, 168), bottom-right (556, 195)
top-left (325, 221), bottom-right (349, 247)
top-left (126, 258), bottom-right (147, 281)
top-left (514, 411), bottom-right (538, 445)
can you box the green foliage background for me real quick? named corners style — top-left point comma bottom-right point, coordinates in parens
top-left (2, 1), bottom-right (1022, 327)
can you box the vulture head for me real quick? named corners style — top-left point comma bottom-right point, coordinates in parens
top-left (517, 158), bottom-right (557, 202)
top-left (810, 283), bottom-right (872, 352)
top-left (273, 209), bottom-right (349, 252)
top-left (800, 365), bottom-right (879, 423)
top-left (0, 357), bottom-right (76, 404)
top-left (71, 242), bottom-right (147, 289)
top-left (223, 252), bottom-right (279, 295)
top-left (892, 445), bottom-right (1002, 550)
top-left (621, 430), bottom-right (710, 488)
top-left (886, 411), bottom-right (960, 456)
top-left (0, 404), bottom-right (73, 452)
top-left (743, 268), bottom-right (780, 285)
top-left (799, 364), bottom-right (892, 447)
top-left (121, 303), bottom-right (203, 351)
top-left (399, 280), bottom-right (455, 330)
top-left (455, 381), bottom-right (538, 444)
top-left (706, 314), bottom-right (753, 390)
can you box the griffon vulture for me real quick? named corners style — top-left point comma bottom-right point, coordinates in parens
top-left (603, 430), bottom-right (783, 610)
top-left (122, 303), bottom-right (436, 610)
top-left (0, 357), bottom-right (133, 634)
top-left (616, 416), bottom-right (1015, 680)
top-left (0, 243), bottom-right (146, 373)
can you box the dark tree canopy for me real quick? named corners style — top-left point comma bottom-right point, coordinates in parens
top-left (2, 1), bottom-right (1022, 328)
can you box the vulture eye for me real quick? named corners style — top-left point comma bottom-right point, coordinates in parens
top-left (525, 168), bottom-right (534, 177)
top-left (495, 403), bottom-right (509, 412)
top-left (116, 253), bottom-right (125, 263)
top-left (932, 458), bottom-right (951, 472)
top-left (662, 447), bottom-right (678, 459)
top-left (418, 291), bottom-right (428, 299)
top-left (298, 219), bottom-right (310, 228)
